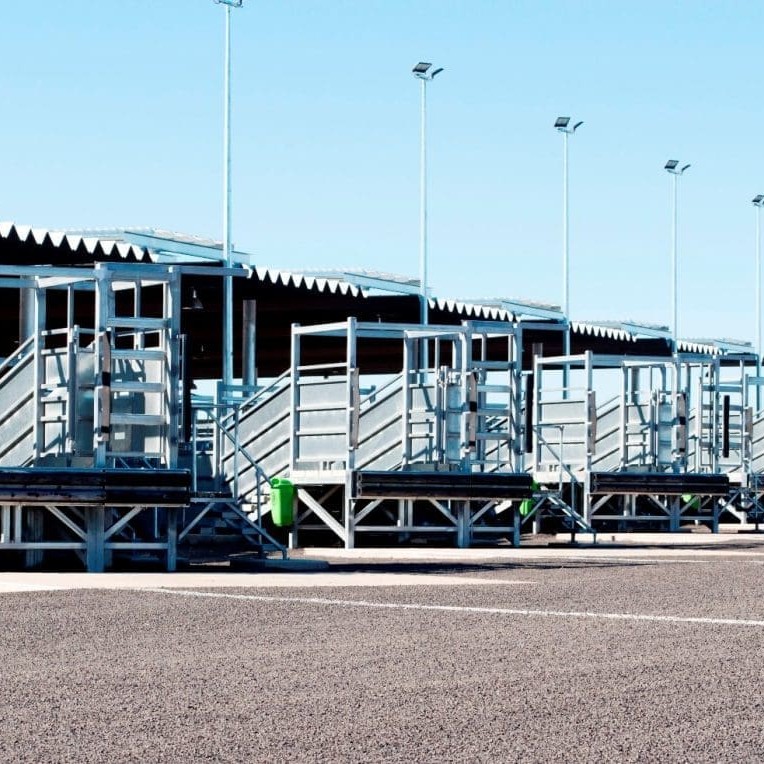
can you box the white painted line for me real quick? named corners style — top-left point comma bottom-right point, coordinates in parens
top-left (141, 588), bottom-right (764, 628)
top-left (0, 581), bottom-right (66, 593)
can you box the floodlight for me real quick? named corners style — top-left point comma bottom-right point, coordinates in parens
top-left (573, 121), bottom-right (584, 131)
top-left (431, 67), bottom-right (444, 78)
top-left (555, 116), bottom-right (570, 128)
top-left (681, 163), bottom-right (691, 173)
top-left (215, 0), bottom-right (243, 6)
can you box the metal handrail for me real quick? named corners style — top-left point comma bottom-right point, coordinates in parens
top-left (359, 373), bottom-right (403, 408)
top-left (0, 336), bottom-right (34, 377)
top-left (220, 368), bottom-right (291, 428)
top-left (200, 407), bottom-right (273, 517)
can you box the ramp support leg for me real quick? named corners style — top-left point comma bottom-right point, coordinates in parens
top-left (669, 496), bottom-right (680, 532)
top-left (86, 507), bottom-right (105, 573)
top-left (456, 502), bottom-right (470, 548)
top-left (1, 506), bottom-right (10, 543)
top-left (167, 508), bottom-right (177, 572)
top-left (24, 508), bottom-right (44, 570)
top-left (344, 494), bottom-right (355, 550)
top-left (512, 506), bottom-right (520, 547)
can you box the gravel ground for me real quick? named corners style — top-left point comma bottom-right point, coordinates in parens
top-left (1, 557), bottom-right (764, 763)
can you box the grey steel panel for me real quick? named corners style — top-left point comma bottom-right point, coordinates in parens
top-left (0, 354), bottom-right (35, 466)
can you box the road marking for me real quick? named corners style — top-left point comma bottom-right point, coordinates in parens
top-left (0, 581), bottom-right (66, 592)
top-left (141, 588), bottom-right (764, 628)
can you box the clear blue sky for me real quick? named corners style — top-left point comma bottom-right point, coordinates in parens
top-left (2, 1), bottom-right (763, 343)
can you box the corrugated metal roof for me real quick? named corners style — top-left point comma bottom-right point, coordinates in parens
top-left (0, 222), bottom-right (151, 263)
top-left (432, 297), bottom-right (514, 322)
top-left (678, 337), bottom-right (754, 356)
top-left (471, 298), bottom-right (563, 321)
top-left (0, 221), bottom-right (361, 297)
top-left (289, 268), bottom-right (419, 295)
top-left (571, 321), bottom-right (637, 341)
top-left (250, 266), bottom-right (361, 296)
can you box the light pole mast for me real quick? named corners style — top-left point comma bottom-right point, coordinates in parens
top-left (753, 195), bottom-right (764, 410)
top-left (215, 0), bottom-right (243, 389)
top-left (412, 62), bottom-right (443, 331)
top-left (554, 117), bottom-right (583, 324)
top-left (665, 160), bottom-right (691, 351)
top-left (554, 117), bottom-right (583, 396)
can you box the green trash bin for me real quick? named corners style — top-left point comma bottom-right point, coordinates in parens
top-left (270, 478), bottom-right (295, 527)
top-left (520, 481), bottom-right (539, 518)
top-left (681, 493), bottom-right (700, 511)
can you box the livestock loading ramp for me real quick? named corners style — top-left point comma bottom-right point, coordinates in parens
top-left (283, 319), bottom-right (530, 548)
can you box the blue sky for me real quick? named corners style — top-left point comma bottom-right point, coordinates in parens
top-left (2, 1), bottom-right (763, 343)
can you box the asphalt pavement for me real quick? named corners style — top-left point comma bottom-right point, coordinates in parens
top-left (1, 548), bottom-right (763, 762)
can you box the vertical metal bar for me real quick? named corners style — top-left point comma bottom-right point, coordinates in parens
top-left (32, 285), bottom-right (45, 464)
top-left (134, 282), bottom-right (143, 350)
top-left (672, 172), bottom-right (679, 349)
top-left (19, 287), bottom-right (35, 345)
top-left (563, 129), bottom-right (569, 319)
top-left (456, 501), bottom-right (469, 548)
top-left (561, 130), bottom-right (571, 398)
top-left (66, 325), bottom-right (78, 454)
top-left (233, 406), bottom-right (240, 500)
top-left (346, 318), bottom-right (358, 472)
top-left (402, 336), bottom-right (412, 465)
top-left (242, 299), bottom-right (257, 388)
top-left (757, 205), bottom-right (761, 411)
top-left (66, 284), bottom-right (74, 330)
top-left (512, 506), bottom-right (520, 547)
top-left (722, 394), bottom-right (731, 459)
top-left (289, 325), bottom-right (300, 471)
top-left (166, 508), bottom-right (177, 572)
top-left (419, 77), bottom-right (427, 328)
top-left (213, 403), bottom-right (222, 491)
top-left (166, 270), bottom-right (180, 468)
top-left (93, 268), bottom-right (110, 467)
top-left (1, 507), bottom-right (10, 544)
top-left (191, 408), bottom-right (198, 493)
top-left (531, 350), bottom-right (542, 472)
top-left (620, 365), bottom-right (627, 469)
top-left (222, 2), bottom-right (234, 387)
top-left (86, 507), bottom-right (105, 573)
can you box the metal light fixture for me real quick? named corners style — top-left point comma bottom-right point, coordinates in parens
top-left (183, 289), bottom-right (205, 312)
top-left (665, 159), bottom-right (691, 349)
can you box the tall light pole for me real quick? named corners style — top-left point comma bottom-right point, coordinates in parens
top-left (555, 117), bottom-right (582, 397)
top-left (665, 160), bottom-right (691, 351)
top-left (215, 0), bottom-right (243, 389)
top-left (554, 117), bottom-right (583, 324)
top-left (412, 62), bottom-right (443, 332)
top-left (753, 195), bottom-right (764, 410)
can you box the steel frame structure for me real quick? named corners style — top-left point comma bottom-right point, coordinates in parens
top-left (272, 318), bottom-right (532, 548)
top-left (529, 348), bottom-right (759, 530)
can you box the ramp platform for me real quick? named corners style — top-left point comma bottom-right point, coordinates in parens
top-left (589, 472), bottom-right (729, 497)
top-left (353, 470), bottom-right (534, 500)
top-left (0, 468), bottom-right (191, 506)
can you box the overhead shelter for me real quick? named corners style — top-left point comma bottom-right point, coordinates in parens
top-left (0, 222), bottom-right (754, 381)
